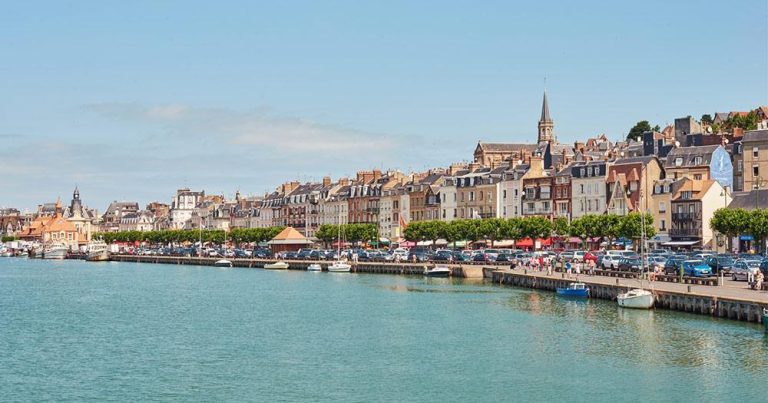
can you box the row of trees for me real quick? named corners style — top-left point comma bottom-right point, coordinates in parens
top-left (401, 213), bottom-right (655, 249)
top-left (314, 224), bottom-right (378, 247)
top-left (94, 226), bottom-right (285, 245)
top-left (1, 236), bottom-right (17, 243)
top-left (710, 208), bottom-right (768, 252)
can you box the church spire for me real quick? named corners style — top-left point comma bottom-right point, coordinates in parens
top-left (537, 90), bottom-right (555, 144)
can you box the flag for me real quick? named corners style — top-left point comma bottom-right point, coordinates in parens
top-left (399, 215), bottom-right (408, 230)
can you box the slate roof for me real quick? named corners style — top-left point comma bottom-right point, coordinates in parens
top-left (728, 189), bottom-right (768, 210)
top-left (664, 145), bottom-right (720, 167)
top-left (476, 142), bottom-right (538, 152)
top-left (742, 129), bottom-right (768, 143)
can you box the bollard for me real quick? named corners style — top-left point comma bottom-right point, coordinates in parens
top-left (524, 269), bottom-right (527, 274)
top-left (687, 285), bottom-right (692, 293)
top-left (562, 273), bottom-right (565, 279)
top-left (616, 278), bottom-right (619, 285)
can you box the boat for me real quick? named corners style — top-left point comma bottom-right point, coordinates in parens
top-left (43, 243), bottom-right (68, 260)
top-left (617, 288), bottom-right (655, 309)
top-left (264, 261), bottom-right (289, 270)
top-left (326, 210), bottom-right (351, 273)
top-left (556, 282), bottom-right (590, 298)
top-left (0, 249), bottom-right (12, 258)
top-left (328, 261), bottom-right (352, 272)
top-left (425, 265), bottom-right (451, 277)
top-left (214, 259), bottom-right (233, 268)
top-left (307, 263), bottom-right (322, 271)
top-left (86, 240), bottom-right (110, 262)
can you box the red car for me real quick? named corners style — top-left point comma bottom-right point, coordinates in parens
top-left (584, 251), bottom-right (601, 263)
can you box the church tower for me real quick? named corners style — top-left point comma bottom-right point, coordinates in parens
top-left (538, 91), bottom-right (555, 144)
top-left (70, 186), bottom-right (83, 218)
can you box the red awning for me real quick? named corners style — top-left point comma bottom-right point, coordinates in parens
top-left (539, 238), bottom-right (552, 246)
top-left (568, 237), bottom-right (583, 243)
top-left (516, 238), bottom-right (533, 247)
top-left (399, 241), bottom-right (416, 247)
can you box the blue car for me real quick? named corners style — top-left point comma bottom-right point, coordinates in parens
top-left (682, 260), bottom-right (712, 277)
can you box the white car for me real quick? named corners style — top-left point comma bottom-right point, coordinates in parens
top-left (601, 255), bottom-right (621, 270)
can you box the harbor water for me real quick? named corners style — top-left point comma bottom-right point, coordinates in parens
top-left (1, 258), bottom-right (766, 402)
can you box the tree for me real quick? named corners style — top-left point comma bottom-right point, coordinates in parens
top-left (478, 218), bottom-right (505, 247)
top-left (710, 208), bottom-right (749, 252)
top-left (701, 114), bottom-right (713, 125)
top-left (626, 121), bottom-right (652, 141)
top-left (552, 217), bottom-right (570, 238)
top-left (618, 213), bottom-right (655, 251)
top-left (315, 224), bottom-right (337, 248)
top-left (598, 214), bottom-right (622, 248)
top-left (748, 209), bottom-right (768, 253)
top-left (520, 216), bottom-right (553, 240)
top-left (1, 235), bottom-right (17, 243)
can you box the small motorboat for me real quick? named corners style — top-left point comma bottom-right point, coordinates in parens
top-left (214, 259), bottom-right (233, 268)
top-left (556, 282), bottom-right (590, 298)
top-left (264, 261), bottom-right (289, 270)
top-left (327, 261), bottom-right (351, 272)
top-left (425, 266), bottom-right (451, 277)
top-left (307, 263), bottom-right (322, 272)
top-left (617, 288), bottom-right (655, 309)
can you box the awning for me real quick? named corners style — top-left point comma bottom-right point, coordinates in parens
top-left (494, 240), bottom-right (515, 247)
top-left (568, 237), bottom-right (583, 243)
top-left (398, 241), bottom-right (416, 247)
top-left (651, 234), bottom-right (671, 243)
top-left (740, 235), bottom-right (754, 241)
top-left (662, 241), bottom-right (699, 246)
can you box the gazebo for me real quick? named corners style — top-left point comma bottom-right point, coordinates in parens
top-left (267, 227), bottom-right (314, 253)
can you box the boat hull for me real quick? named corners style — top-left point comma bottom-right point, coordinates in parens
top-left (214, 259), bottom-right (233, 268)
top-left (86, 251), bottom-right (110, 262)
top-left (264, 262), bottom-right (289, 270)
top-left (556, 288), bottom-right (590, 298)
top-left (328, 262), bottom-right (351, 272)
top-left (425, 269), bottom-right (451, 277)
top-left (617, 292), bottom-right (655, 309)
top-left (43, 249), bottom-right (67, 260)
top-left (307, 264), bottom-right (322, 272)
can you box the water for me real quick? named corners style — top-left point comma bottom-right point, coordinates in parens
top-left (1, 258), bottom-right (766, 402)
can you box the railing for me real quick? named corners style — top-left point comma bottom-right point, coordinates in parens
top-left (672, 212), bottom-right (701, 221)
top-left (669, 228), bottom-right (701, 237)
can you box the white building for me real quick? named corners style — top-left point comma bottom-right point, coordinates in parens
top-left (169, 188), bottom-right (204, 229)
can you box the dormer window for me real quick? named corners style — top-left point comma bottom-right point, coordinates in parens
top-left (675, 157), bottom-right (683, 166)
top-left (693, 156), bottom-right (703, 165)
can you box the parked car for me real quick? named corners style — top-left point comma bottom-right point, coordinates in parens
top-left (682, 260), bottom-right (712, 277)
top-left (732, 259), bottom-right (760, 281)
top-left (472, 253), bottom-right (488, 263)
top-left (601, 255), bottom-right (621, 270)
top-left (495, 253), bottom-right (513, 263)
top-left (759, 259), bottom-right (768, 277)
top-left (558, 251), bottom-right (575, 262)
top-left (433, 249), bottom-right (454, 262)
top-left (663, 255), bottom-right (689, 275)
top-left (647, 255), bottom-right (666, 270)
top-left (706, 254), bottom-right (735, 275)
top-left (572, 251), bottom-right (587, 262)
top-left (407, 249), bottom-right (431, 262)
top-left (617, 257), bottom-right (642, 272)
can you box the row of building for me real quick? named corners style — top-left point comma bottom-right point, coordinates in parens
top-left (3, 94), bottom-right (768, 251)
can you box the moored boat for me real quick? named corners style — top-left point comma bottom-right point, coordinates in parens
top-left (86, 240), bottom-right (110, 262)
top-left (617, 288), bottom-right (655, 309)
top-left (307, 263), bottom-right (322, 271)
top-left (328, 261), bottom-right (351, 272)
top-left (214, 259), bottom-right (233, 268)
top-left (264, 261), bottom-right (289, 270)
top-left (43, 243), bottom-right (68, 260)
top-left (425, 265), bottom-right (451, 277)
top-left (556, 282), bottom-right (590, 298)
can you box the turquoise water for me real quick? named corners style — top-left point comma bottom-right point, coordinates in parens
top-left (1, 258), bottom-right (766, 402)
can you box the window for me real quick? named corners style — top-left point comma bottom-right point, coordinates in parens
top-left (693, 156), bottom-right (703, 165)
top-left (580, 168), bottom-right (585, 177)
top-left (659, 201), bottom-right (666, 213)
top-left (470, 191), bottom-right (475, 201)
top-left (580, 184), bottom-right (584, 194)
top-left (542, 201), bottom-right (550, 211)
top-left (675, 157), bottom-right (683, 166)
top-left (660, 219), bottom-right (666, 231)
top-left (754, 147), bottom-right (759, 158)
top-left (587, 167), bottom-right (592, 176)
top-left (595, 199), bottom-right (600, 210)
top-left (594, 183), bottom-right (600, 194)
top-left (580, 200), bottom-right (584, 212)
top-left (514, 189), bottom-right (518, 197)
top-left (587, 200), bottom-right (592, 211)
top-left (503, 190), bottom-right (507, 199)
top-left (479, 191), bottom-right (483, 201)
top-left (754, 165), bottom-right (760, 178)
top-left (738, 160), bottom-right (743, 172)
top-left (693, 174), bottom-right (702, 180)
top-left (654, 185), bottom-right (661, 194)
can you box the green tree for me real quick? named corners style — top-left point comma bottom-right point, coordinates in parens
top-left (478, 218), bottom-right (505, 247)
top-left (315, 224), bottom-right (337, 248)
top-left (701, 114), bottom-right (713, 125)
top-left (618, 213), bottom-right (655, 251)
top-left (1, 235), bottom-right (17, 243)
top-left (626, 120), bottom-right (652, 141)
top-left (748, 209), bottom-right (768, 253)
top-left (520, 216), bottom-right (553, 241)
top-left (710, 208), bottom-right (750, 252)
top-left (552, 217), bottom-right (570, 238)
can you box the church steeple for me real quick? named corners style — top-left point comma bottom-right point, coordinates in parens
top-left (538, 91), bottom-right (555, 143)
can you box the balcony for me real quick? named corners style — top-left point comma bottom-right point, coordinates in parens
top-left (672, 212), bottom-right (701, 222)
top-left (479, 212), bottom-right (496, 219)
top-left (669, 228), bottom-right (702, 237)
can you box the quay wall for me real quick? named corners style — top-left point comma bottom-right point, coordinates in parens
top-left (492, 270), bottom-right (767, 324)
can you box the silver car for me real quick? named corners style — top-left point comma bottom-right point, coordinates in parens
top-left (731, 259), bottom-right (760, 281)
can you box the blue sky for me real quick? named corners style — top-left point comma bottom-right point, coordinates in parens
top-left (1, 1), bottom-right (766, 212)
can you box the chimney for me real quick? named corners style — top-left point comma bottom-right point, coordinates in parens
top-left (529, 155), bottom-right (544, 176)
top-left (338, 177), bottom-right (350, 187)
top-left (322, 176), bottom-right (331, 187)
top-left (373, 169), bottom-right (382, 181)
top-left (468, 162), bottom-right (481, 171)
top-left (733, 127), bottom-right (744, 138)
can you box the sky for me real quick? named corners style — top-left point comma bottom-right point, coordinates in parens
top-left (1, 0), bottom-right (766, 212)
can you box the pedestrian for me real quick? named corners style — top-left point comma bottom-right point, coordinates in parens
top-left (748, 268), bottom-right (755, 287)
top-left (547, 261), bottom-right (552, 276)
top-left (589, 259), bottom-right (596, 276)
top-left (755, 270), bottom-right (764, 291)
top-left (566, 261), bottom-right (572, 278)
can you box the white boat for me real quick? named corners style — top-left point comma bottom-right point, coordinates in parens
top-left (0, 249), bottom-right (12, 257)
top-left (327, 261), bottom-right (352, 272)
top-left (425, 265), bottom-right (451, 277)
top-left (264, 261), bottom-right (289, 270)
top-left (307, 263), bottom-right (322, 271)
top-left (617, 288), bottom-right (655, 309)
top-left (86, 240), bottom-right (110, 262)
top-left (214, 259), bottom-right (233, 268)
top-left (43, 243), bottom-right (68, 260)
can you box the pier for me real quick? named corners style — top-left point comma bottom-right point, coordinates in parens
top-left (107, 254), bottom-right (767, 324)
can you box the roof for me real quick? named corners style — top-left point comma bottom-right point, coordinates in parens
top-left (665, 145), bottom-right (721, 167)
top-left (729, 189), bottom-right (768, 210)
top-left (672, 180), bottom-right (716, 201)
top-left (742, 129), bottom-right (768, 143)
top-left (540, 91), bottom-right (551, 122)
top-left (268, 227), bottom-right (313, 245)
top-left (611, 155), bottom-right (657, 166)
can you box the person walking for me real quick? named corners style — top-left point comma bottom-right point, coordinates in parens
top-left (566, 261), bottom-right (572, 278)
top-left (755, 270), bottom-right (764, 291)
